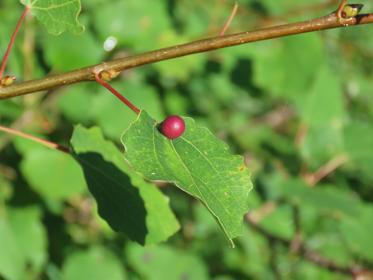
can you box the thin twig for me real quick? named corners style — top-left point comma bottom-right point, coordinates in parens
top-left (253, 105), bottom-right (295, 130)
top-left (0, 125), bottom-right (70, 153)
top-left (246, 213), bottom-right (365, 276)
top-left (268, 239), bottom-right (282, 280)
top-left (303, 154), bottom-right (349, 186)
top-left (294, 123), bottom-right (308, 147)
top-left (290, 204), bottom-right (302, 253)
top-left (219, 2), bottom-right (238, 36)
top-left (337, 0), bottom-right (348, 19)
top-left (246, 201), bottom-right (277, 223)
top-left (1, 7), bottom-right (373, 99)
top-left (0, 6), bottom-right (30, 80)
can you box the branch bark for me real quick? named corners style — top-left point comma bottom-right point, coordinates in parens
top-left (1, 8), bottom-right (373, 99)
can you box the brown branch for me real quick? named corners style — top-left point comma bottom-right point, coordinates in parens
top-left (246, 201), bottom-right (277, 223)
top-left (246, 212), bottom-right (366, 277)
top-left (0, 125), bottom-right (70, 153)
top-left (289, 204), bottom-right (303, 254)
top-left (1, 7), bottom-right (373, 99)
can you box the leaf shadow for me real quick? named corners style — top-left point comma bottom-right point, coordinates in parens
top-left (74, 152), bottom-right (148, 244)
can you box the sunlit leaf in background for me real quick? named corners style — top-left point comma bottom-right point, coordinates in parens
top-left (20, 0), bottom-right (84, 34)
top-left (62, 246), bottom-right (127, 280)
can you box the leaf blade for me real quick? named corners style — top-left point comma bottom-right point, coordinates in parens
top-left (21, 0), bottom-right (84, 35)
top-left (121, 111), bottom-right (253, 245)
top-left (70, 125), bottom-right (180, 245)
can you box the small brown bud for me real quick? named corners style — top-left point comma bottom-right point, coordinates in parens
top-left (0, 75), bottom-right (16, 87)
top-left (99, 69), bottom-right (120, 81)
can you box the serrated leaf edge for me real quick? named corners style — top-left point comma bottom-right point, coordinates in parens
top-left (121, 111), bottom-right (253, 247)
top-left (21, 0), bottom-right (84, 35)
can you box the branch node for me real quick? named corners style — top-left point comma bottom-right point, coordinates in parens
top-left (99, 69), bottom-right (120, 81)
top-left (336, 1), bottom-right (363, 25)
top-left (0, 75), bottom-right (16, 87)
top-left (342, 4), bottom-right (364, 18)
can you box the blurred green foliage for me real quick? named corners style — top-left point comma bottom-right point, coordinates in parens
top-left (1, 0), bottom-right (373, 279)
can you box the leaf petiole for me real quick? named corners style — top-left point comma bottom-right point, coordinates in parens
top-left (94, 72), bottom-right (140, 115)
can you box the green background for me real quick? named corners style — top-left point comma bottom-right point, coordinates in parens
top-left (1, 0), bottom-right (373, 279)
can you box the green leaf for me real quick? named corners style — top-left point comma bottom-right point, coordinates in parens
top-left (92, 0), bottom-right (171, 51)
top-left (339, 205), bottom-right (373, 261)
top-left (0, 207), bottom-right (47, 279)
top-left (21, 0), bottom-right (84, 35)
top-left (307, 219), bottom-right (355, 266)
top-left (121, 111), bottom-right (253, 245)
top-left (300, 124), bottom-right (344, 169)
top-left (253, 34), bottom-right (325, 100)
top-left (0, 176), bottom-right (12, 202)
top-left (261, 0), bottom-right (325, 16)
top-left (70, 125), bottom-right (179, 245)
top-left (301, 65), bottom-right (344, 126)
top-left (43, 27), bottom-right (104, 71)
top-left (58, 83), bottom-right (97, 125)
top-left (259, 204), bottom-right (294, 240)
top-left (279, 179), bottom-right (362, 218)
top-left (298, 65), bottom-right (345, 167)
top-left (20, 148), bottom-right (87, 201)
top-left (126, 244), bottom-right (209, 280)
top-left (152, 32), bottom-right (206, 81)
top-left (0, 211), bottom-right (26, 280)
top-left (8, 207), bottom-right (47, 273)
top-left (344, 121), bottom-right (373, 178)
top-left (62, 247), bottom-right (126, 280)
top-left (0, 100), bottom-right (23, 120)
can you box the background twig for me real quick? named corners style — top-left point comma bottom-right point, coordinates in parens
top-left (219, 2), bottom-right (238, 36)
top-left (246, 212), bottom-right (365, 277)
top-left (0, 7), bottom-right (30, 80)
top-left (0, 125), bottom-right (70, 153)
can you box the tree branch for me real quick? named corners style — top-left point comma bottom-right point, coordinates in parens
top-left (289, 204), bottom-right (303, 254)
top-left (1, 7), bottom-right (373, 99)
